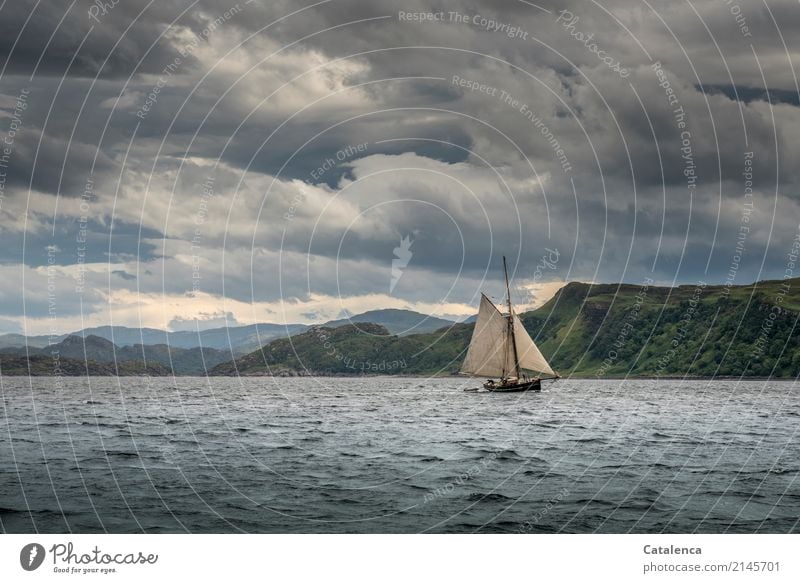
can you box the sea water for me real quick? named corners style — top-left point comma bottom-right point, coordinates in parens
top-left (1, 377), bottom-right (797, 533)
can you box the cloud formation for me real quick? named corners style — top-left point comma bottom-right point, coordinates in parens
top-left (1, 0), bottom-right (799, 333)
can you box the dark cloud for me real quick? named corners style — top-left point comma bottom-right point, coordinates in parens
top-left (111, 270), bottom-right (136, 280)
top-left (0, 216), bottom-right (161, 268)
top-left (701, 85), bottom-right (800, 107)
top-left (0, 0), bottom-right (230, 79)
top-left (1, 0), bottom-right (800, 330)
top-left (4, 127), bottom-right (114, 195)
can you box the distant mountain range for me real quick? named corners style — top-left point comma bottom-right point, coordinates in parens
top-left (318, 309), bottom-right (456, 336)
top-left (0, 309), bottom-right (462, 375)
top-left (0, 323), bottom-right (308, 353)
top-left (4, 279), bottom-right (799, 378)
top-left (0, 309), bottom-right (458, 353)
top-left (0, 335), bottom-right (233, 375)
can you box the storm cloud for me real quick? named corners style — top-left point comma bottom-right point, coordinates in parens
top-left (1, 0), bottom-right (799, 333)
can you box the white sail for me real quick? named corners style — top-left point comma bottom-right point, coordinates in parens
top-left (460, 294), bottom-right (512, 377)
top-left (461, 294), bottom-right (556, 379)
top-left (512, 314), bottom-right (555, 376)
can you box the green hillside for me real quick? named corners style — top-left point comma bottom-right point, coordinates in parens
top-left (0, 354), bottom-right (171, 376)
top-left (0, 334), bottom-right (234, 375)
top-left (321, 309), bottom-right (457, 336)
top-left (525, 279), bottom-right (799, 377)
top-left (212, 278), bottom-right (800, 378)
top-left (209, 323), bottom-right (473, 376)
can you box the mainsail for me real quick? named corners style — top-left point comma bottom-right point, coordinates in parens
top-left (460, 293), bottom-right (555, 378)
top-left (461, 294), bottom-right (513, 378)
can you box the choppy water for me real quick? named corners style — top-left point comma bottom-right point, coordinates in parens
top-left (1, 377), bottom-right (798, 533)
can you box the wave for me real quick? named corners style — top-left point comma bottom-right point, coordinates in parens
top-left (0, 506), bottom-right (29, 515)
top-left (106, 450), bottom-right (140, 458)
top-left (769, 468), bottom-right (797, 475)
top-left (470, 448), bottom-right (525, 461)
top-left (465, 492), bottom-right (512, 502)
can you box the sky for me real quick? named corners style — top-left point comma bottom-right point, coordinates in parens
top-left (0, 0), bottom-right (799, 335)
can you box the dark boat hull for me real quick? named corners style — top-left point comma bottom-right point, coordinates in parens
top-left (484, 378), bottom-right (542, 393)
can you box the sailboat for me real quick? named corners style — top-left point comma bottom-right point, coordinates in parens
top-left (461, 256), bottom-right (559, 392)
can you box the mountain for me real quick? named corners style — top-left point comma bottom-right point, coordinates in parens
top-left (0, 323), bottom-right (309, 354)
top-left (0, 309), bottom-right (450, 352)
top-left (209, 323), bottom-right (472, 376)
top-left (115, 343), bottom-right (234, 374)
top-left (0, 334), bottom-right (234, 375)
top-left (213, 278), bottom-right (800, 378)
top-left (0, 333), bottom-right (51, 349)
top-left (524, 278), bottom-right (800, 377)
top-left (69, 323), bottom-right (310, 352)
top-left (321, 309), bottom-right (456, 336)
top-left (6, 279), bottom-right (799, 378)
top-left (0, 354), bottom-right (171, 376)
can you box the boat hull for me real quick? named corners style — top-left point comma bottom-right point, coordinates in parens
top-left (484, 378), bottom-right (542, 393)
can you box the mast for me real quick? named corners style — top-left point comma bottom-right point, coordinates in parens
top-left (503, 256), bottom-right (520, 379)
top-left (461, 258), bottom-right (556, 380)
